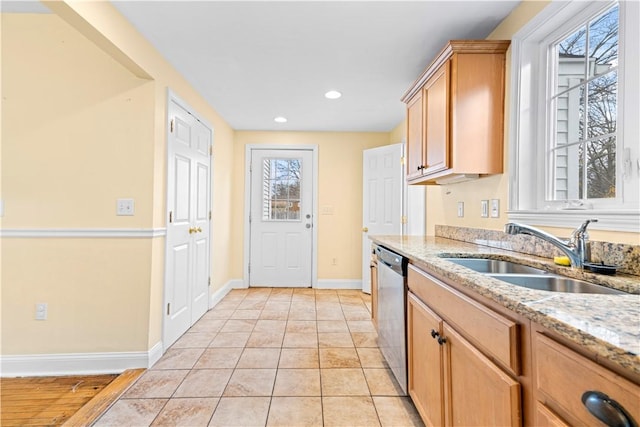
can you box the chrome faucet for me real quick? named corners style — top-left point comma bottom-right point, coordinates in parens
top-left (504, 219), bottom-right (598, 268)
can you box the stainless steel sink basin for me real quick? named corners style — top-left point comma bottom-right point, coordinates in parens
top-left (489, 274), bottom-right (626, 295)
top-left (444, 258), bottom-right (549, 275)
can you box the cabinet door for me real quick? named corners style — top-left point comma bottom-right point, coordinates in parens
top-left (443, 323), bottom-right (521, 427)
top-left (408, 292), bottom-right (444, 426)
top-left (370, 263), bottom-right (378, 329)
top-left (406, 90), bottom-right (425, 181)
top-left (423, 60), bottom-right (450, 176)
top-left (536, 402), bottom-right (570, 427)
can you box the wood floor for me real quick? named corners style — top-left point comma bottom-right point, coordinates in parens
top-left (1, 370), bottom-right (144, 427)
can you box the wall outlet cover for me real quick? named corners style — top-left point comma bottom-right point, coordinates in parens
top-left (481, 200), bottom-right (489, 218)
top-left (116, 198), bottom-right (135, 216)
top-left (457, 202), bottom-right (464, 218)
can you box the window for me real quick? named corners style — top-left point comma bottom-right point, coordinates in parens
top-left (509, 0), bottom-right (639, 232)
top-left (262, 158), bottom-right (302, 221)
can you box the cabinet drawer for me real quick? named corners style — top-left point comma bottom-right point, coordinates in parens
top-left (536, 402), bottom-right (570, 427)
top-left (535, 333), bottom-right (640, 426)
top-left (408, 264), bottom-right (519, 375)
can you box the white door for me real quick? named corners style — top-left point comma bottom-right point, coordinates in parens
top-left (249, 149), bottom-right (314, 287)
top-left (164, 98), bottom-right (211, 347)
top-left (362, 143), bottom-right (403, 293)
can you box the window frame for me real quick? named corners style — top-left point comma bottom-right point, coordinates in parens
top-left (508, 0), bottom-right (639, 232)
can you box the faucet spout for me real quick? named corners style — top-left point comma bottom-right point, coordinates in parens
top-left (504, 220), bottom-right (597, 268)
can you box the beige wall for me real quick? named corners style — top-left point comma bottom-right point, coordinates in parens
top-left (1, 5), bottom-right (236, 355)
top-left (422, 0), bottom-right (639, 245)
top-left (232, 132), bottom-right (389, 280)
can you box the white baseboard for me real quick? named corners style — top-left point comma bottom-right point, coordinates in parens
top-left (209, 279), bottom-right (245, 309)
top-left (315, 279), bottom-right (362, 290)
top-left (0, 341), bottom-right (163, 377)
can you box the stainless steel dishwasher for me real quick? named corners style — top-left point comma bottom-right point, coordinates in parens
top-left (375, 245), bottom-right (408, 395)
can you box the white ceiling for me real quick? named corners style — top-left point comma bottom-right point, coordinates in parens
top-left (5, 1), bottom-right (521, 132)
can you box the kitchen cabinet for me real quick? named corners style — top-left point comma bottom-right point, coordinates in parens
top-left (534, 333), bottom-right (640, 426)
top-left (407, 265), bottom-right (521, 426)
top-left (402, 40), bottom-right (510, 185)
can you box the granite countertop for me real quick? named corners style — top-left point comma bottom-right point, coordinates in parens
top-left (370, 235), bottom-right (640, 377)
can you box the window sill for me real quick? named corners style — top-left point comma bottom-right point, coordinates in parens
top-left (507, 210), bottom-right (640, 233)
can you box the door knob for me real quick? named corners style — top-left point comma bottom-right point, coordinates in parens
top-left (196, 227), bottom-right (202, 233)
top-left (188, 227), bottom-right (197, 234)
top-left (362, 227), bottom-right (369, 232)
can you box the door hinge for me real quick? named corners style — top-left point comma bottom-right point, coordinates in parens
top-left (170, 119), bottom-right (174, 133)
top-left (402, 215), bottom-right (408, 224)
top-left (209, 211), bottom-right (212, 220)
top-left (209, 145), bottom-right (213, 156)
top-left (249, 213), bottom-right (252, 223)
top-left (169, 211), bottom-right (173, 223)
top-left (166, 303), bottom-right (171, 315)
top-left (208, 277), bottom-right (211, 287)
top-left (401, 156), bottom-right (406, 165)
top-left (248, 263), bottom-right (251, 273)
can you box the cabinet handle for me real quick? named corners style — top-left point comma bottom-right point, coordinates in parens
top-left (430, 329), bottom-right (439, 339)
top-left (581, 391), bottom-right (637, 427)
top-left (437, 336), bottom-right (447, 346)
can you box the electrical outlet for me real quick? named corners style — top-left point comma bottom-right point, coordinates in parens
top-left (491, 199), bottom-right (500, 218)
top-left (457, 202), bottom-right (464, 218)
top-left (331, 258), bottom-right (338, 266)
top-left (35, 303), bottom-right (48, 320)
top-left (116, 198), bottom-right (135, 216)
top-left (481, 200), bottom-right (489, 218)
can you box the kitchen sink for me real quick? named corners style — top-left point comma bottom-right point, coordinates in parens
top-left (488, 274), bottom-right (626, 295)
top-left (444, 258), bottom-right (549, 275)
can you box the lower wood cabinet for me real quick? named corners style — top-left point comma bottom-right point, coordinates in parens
top-left (534, 333), bottom-right (640, 426)
top-left (407, 265), bottom-right (522, 426)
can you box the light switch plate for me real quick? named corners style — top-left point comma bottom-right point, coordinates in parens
top-left (35, 303), bottom-right (47, 320)
top-left (481, 200), bottom-right (489, 218)
top-left (457, 202), bottom-right (464, 218)
top-left (116, 199), bottom-right (135, 216)
top-left (491, 199), bottom-right (500, 218)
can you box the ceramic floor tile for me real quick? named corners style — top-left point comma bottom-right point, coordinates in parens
top-left (321, 368), bottom-right (370, 396)
top-left (254, 319), bottom-right (287, 333)
top-left (260, 310), bottom-right (289, 320)
top-left (373, 396), bottom-right (425, 427)
top-left (220, 319), bottom-right (257, 333)
top-left (208, 332), bottom-right (250, 348)
top-left (246, 331), bottom-right (285, 348)
top-left (230, 309), bottom-right (262, 320)
top-left (286, 320), bottom-right (316, 333)
top-left (347, 320), bottom-right (377, 333)
top-left (319, 348), bottom-right (361, 368)
top-left (263, 301), bottom-right (291, 311)
top-left (283, 332), bottom-right (318, 348)
top-left (317, 320), bottom-right (349, 333)
top-left (272, 369), bottom-right (321, 396)
top-left (204, 309), bottom-right (235, 320)
top-left (124, 370), bottom-right (188, 398)
top-left (343, 308), bottom-right (373, 321)
top-left (322, 396), bottom-right (381, 427)
top-left (316, 309), bottom-right (345, 321)
top-left (171, 332), bottom-right (215, 349)
top-left (193, 347), bottom-right (243, 369)
top-left (153, 348), bottom-right (205, 370)
top-left (278, 348), bottom-right (319, 368)
top-left (315, 302), bottom-right (342, 311)
top-left (237, 299), bottom-right (267, 310)
top-left (266, 396), bottom-right (323, 427)
top-left (356, 347), bottom-right (388, 368)
top-left (287, 309), bottom-right (317, 320)
top-left (363, 368), bottom-right (404, 396)
top-left (223, 368), bottom-right (277, 397)
top-left (236, 348), bottom-right (281, 368)
top-left (318, 332), bottom-right (354, 348)
top-left (151, 397), bottom-right (218, 426)
top-left (351, 332), bottom-right (379, 347)
top-left (188, 319), bottom-right (227, 334)
top-left (94, 398), bottom-right (167, 427)
top-left (173, 369), bottom-right (233, 397)
top-left (208, 397), bottom-right (270, 426)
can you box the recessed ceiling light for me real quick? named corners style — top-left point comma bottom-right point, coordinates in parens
top-left (274, 116), bottom-right (287, 123)
top-left (325, 90), bottom-right (342, 99)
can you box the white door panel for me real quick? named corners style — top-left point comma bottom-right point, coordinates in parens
top-left (164, 99), bottom-right (211, 348)
top-left (249, 149), bottom-right (314, 287)
top-left (362, 144), bottom-right (403, 293)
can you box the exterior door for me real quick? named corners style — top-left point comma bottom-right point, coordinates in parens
top-left (249, 149), bottom-right (314, 287)
top-left (164, 98), bottom-right (211, 348)
top-left (362, 143), bottom-right (403, 293)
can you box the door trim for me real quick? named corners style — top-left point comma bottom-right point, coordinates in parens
top-left (243, 144), bottom-right (318, 288)
top-left (163, 89), bottom-right (213, 350)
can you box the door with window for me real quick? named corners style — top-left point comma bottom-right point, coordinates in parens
top-left (164, 98), bottom-right (211, 348)
top-left (249, 149), bottom-right (314, 287)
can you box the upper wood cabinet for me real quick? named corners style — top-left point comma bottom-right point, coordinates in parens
top-left (402, 40), bottom-right (510, 185)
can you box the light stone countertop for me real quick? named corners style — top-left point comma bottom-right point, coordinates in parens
top-left (370, 235), bottom-right (640, 377)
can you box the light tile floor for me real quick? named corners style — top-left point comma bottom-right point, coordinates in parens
top-left (94, 288), bottom-right (424, 427)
